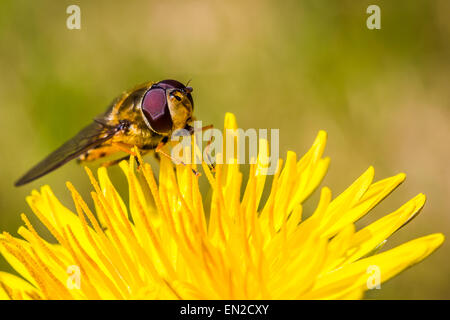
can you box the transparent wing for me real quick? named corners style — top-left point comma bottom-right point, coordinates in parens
top-left (15, 121), bottom-right (117, 186)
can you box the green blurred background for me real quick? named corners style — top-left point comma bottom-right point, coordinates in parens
top-left (0, 0), bottom-right (449, 299)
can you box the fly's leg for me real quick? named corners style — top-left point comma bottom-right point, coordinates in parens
top-left (102, 155), bottom-right (131, 168)
top-left (112, 142), bottom-right (138, 157)
top-left (156, 137), bottom-right (201, 176)
top-left (101, 153), bottom-right (148, 168)
top-left (195, 124), bottom-right (215, 172)
top-left (109, 142), bottom-right (147, 169)
top-left (204, 135), bottom-right (216, 173)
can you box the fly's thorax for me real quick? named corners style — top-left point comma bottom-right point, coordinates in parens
top-left (104, 85), bottom-right (160, 147)
top-left (116, 109), bottom-right (159, 147)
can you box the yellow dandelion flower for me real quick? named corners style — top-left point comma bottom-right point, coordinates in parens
top-left (0, 113), bottom-right (444, 300)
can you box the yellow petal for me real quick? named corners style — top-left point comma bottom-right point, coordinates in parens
top-left (304, 233), bottom-right (444, 299)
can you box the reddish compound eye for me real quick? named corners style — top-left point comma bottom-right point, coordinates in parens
top-left (141, 87), bottom-right (173, 134)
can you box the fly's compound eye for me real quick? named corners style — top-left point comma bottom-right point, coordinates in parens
top-left (141, 87), bottom-right (173, 134)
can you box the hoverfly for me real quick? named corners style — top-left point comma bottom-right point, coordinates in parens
top-left (15, 79), bottom-right (209, 187)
